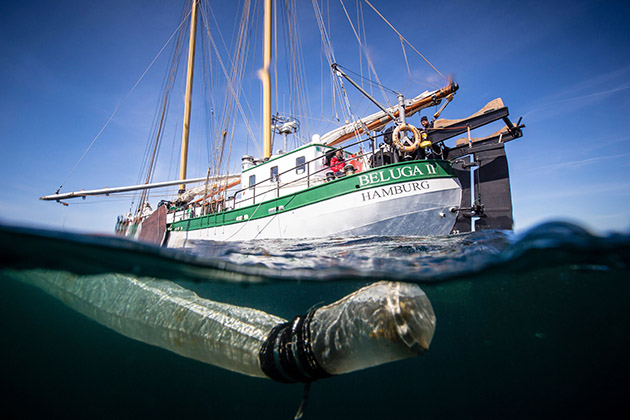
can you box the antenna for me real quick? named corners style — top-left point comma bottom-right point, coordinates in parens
top-left (271, 114), bottom-right (300, 153)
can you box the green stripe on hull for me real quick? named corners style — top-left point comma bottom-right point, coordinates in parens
top-left (170, 160), bottom-right (457, 233)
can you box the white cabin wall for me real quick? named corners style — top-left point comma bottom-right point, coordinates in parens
top-left (234, 144), bottom-right (332, 210)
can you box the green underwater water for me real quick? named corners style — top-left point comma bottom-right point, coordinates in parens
top-left (1, 222), bottom-right (628, 419)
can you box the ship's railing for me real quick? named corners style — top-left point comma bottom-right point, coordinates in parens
top-left (230, 135), bottom-right (380, 208)
top-left (168, 135), bottom-right (379, 221)
top-left (170, 129), bottom-right (439, 221)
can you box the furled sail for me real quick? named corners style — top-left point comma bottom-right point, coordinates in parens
top-left (176, 175), bottom-right (241, 205)
top-left (318, 83), bottom-right (458, 146)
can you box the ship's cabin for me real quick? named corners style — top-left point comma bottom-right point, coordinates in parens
top-left (236, 143), bottom-right (339, 208)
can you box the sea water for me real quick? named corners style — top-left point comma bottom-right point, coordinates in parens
top-left (0, 221), bottom-right (628, 419)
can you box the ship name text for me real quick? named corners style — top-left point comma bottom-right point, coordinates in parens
top-left (357, 164), bottom-right (437, 187)
top-left (361, 181), bottom-right (430, 202)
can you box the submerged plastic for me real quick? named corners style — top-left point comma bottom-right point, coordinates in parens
top-left (12, 269), bottom-right (281, 378)
top-left (10, 270), bottom-right (435, 380)
top-left (310, 281), bottom-right (436, 375)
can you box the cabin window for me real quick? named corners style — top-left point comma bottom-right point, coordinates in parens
top-left (295, 156), bottom-right (306, 175)
top-left (270, 166), bottom-right (279, 182)
top-left (249, 174), bottom-right (256, 189)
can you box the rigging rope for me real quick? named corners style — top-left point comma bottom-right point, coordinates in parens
top-left (199, 3), bottom-right (262, 158)
top-left (400, 35), bottom-right (412, 79)
top-left (312, 0), bottom-right (355, 127)
top-left (134, 1), bottom-right (192, 216)
top-left (338, 0), bottom-right (390, 107)
top-left (56, 6), bottom-right (194, 194)
top-left (363, 0), bottom-right (447, 81)
top-left (137, 27), bottom-right (187, 214)
top-left (278, 0), bottom-right (312, 146)
top-left (200, 0), bottom-right (273, 203)
top-left (201, 0), bottom-right (263, 174)
top-left (274, 0), bottom-right (279, 140)
top-left (334, 64), bottom-right (399, 95)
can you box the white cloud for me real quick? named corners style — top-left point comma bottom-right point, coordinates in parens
top-left (522, 66), bottom-right (630, 122)
top-left (516, 180), bottom-right (630, 202)
top-left (535, 152), bottom-right (630, 171)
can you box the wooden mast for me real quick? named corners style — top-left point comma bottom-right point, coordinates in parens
top-left (178, 0), bottom-right (199, 194)
top-left (261, 0), bottom-right (272, 159)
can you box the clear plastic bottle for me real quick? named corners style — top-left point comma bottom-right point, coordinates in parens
top-left (14, 270), bottom-right (435, 380)
top-left (309, 281), bottom-right (436, 375)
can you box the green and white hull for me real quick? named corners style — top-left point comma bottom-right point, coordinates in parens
top-left (165, 160), bottom-right (461, 246)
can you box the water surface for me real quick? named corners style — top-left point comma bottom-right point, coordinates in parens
top-left (1, 222), bottom-right (628, 419)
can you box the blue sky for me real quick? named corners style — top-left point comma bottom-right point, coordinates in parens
top-left (1, 0), bottom-right (629, 235)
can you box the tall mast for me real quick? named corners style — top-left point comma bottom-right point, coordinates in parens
top-left (261, 0), bottom-right (272, 159)
top-left (179, 0), bottom-right (199, 194)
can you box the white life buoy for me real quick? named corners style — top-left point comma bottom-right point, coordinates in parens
top-left (392, 124), bottom-right (421, 153)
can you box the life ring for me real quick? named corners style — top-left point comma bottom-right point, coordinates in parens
top-left (392, 124), bottom-right (421, 153)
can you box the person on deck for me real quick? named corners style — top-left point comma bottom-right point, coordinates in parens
top-left (419, 115), bottom-right (446, 159)
top-left (330, 149), bottom-right (346, 175)
top-left (420, 115), bottom-right (433, 131)
top-left (141, 202), bottom-right (153, 217)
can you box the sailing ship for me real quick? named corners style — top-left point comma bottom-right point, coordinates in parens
top-left (40, 0), bottom-right (524, 246)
